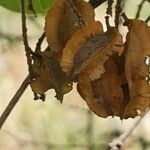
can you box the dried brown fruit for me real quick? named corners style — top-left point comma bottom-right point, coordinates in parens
top-left (30, 51), bottom-right (73, 102)
top-left (124, 19), bottom-right (150, 118)
top-left (72, 27), bottom-right (124, 81)
top-left (60, 21), bottom-right (103, 73)
top-left (77, 80), bottom-right (109, 118)
top-left (45, 0), bottom-right (95, 53)
top-left (77, 58), bottom-right (123, 118)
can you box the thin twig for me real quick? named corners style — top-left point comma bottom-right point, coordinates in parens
top-left (105, 16), bottom-right (111, 29)
top-left (106, 0), bottom-right (114, 16)
top-left (89, 0), bottom-right (107, 9)
top-left (115, 0), bottom-right (121, 29)
top-left (28, 0), bottom-right (37, 17)
top-left (145, 15), bottom-right (150, 23)
top-left (108, 109), bottom-right (150, 150)
top-left (65, 0), bottom-right (85, 26)
top-left (0, 0), bottom-right (46, 129)
top-left (35, 32), bottom-right (46, 53)
top-left (20, 0), bottom-right (34, 79)
top-left (122, 13), bottom-right (130, 26)
top-left (135, 0), bottom-right (147, 19)
top-left (0, 75), bottom-right (29, 129)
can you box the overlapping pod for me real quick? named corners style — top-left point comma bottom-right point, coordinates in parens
top-left (77, 58), bottom-right (123, 118)
top-left (72, 27), bottom-right (124, 81)
top-left (60, 21), bottom-right (103, 73)
top-left (124, 19), bottom-right (150, 118)
top-left (30, 51), bottom-right (73, 101)
top-left (45, 0), bottom-right (95, 53)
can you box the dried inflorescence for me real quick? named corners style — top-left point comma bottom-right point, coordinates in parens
top-left (32, 0), bottom-right (150, 119)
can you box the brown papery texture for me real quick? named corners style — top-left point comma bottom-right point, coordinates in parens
top-left (77, 58), bottom-right (123, 118)
top-left (60, 21), bottom-right (103, 73)
top-left (72, 28), bottom-right (123, 81)
top-left (124, 19), bottom-right (150, 118)
top-left (45, 0), bottom-right (95, 54)
top-left (30, 51), bottom-right (73, 101)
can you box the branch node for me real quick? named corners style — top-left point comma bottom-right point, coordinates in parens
top-left (121, 13), bottom-right (130, 26)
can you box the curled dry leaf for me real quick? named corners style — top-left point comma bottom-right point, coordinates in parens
top-left (72, 27), bottom-right (124, 81)
top-left (124, 19), bottom-right (150, 118)
top-left (60, 21), bottom-right (103, 73)
top-left (77, 58), bottom-right (123, 118)
top-left (45, 0), bottom-right (95, 53)
top-left (112, 53), bottom-right (130, 119)
top-left (30, 51), bottom-right (73, 102)
top-left (77, 80), bottom-right (108, 118)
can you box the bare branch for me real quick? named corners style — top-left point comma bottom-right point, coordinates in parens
top-left (122, 13), bottom-right (130, 26)
top-left (35, 32), bottom-right (46, 53)
top-left (106, 0), bottom-right (114, 16)
top-left (89, 0), bottom-right (107, 9)
top-left (0, 75), bottom-right (29, 129)
top-left (135, 0), bottom-right (147, 19)
top-left (105, 16), bottom-right (111, 29)
top-left (21, 0), bottom-right (34, 79)
top-left (28, 0), bottom-right (37, 17)
top-left (115, 0), bottom-right (122, 29)
top-left (145, 15), bottom-right (150, 23)
top-left (108, 108), bottom-right (150, 150)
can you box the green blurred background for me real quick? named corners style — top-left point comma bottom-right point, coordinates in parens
top-left (0, 0), bottom-right (150, 149)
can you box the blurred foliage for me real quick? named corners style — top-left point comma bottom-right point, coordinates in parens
top-left (0, 0), bottom-right (55, 14)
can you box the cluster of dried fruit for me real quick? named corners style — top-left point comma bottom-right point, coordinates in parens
top-left (30, 0), bottom-right (150, 119)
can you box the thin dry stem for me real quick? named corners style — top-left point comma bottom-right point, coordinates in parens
top-left (109, 109), bottom-right (150, 150)
top-left (135, 0), bottom-right (148, 19)
top-left (115, 0), bottom-right (121, 29)
top-left (106, 0), bottom-right (114, 16)
top-left (89, 0), bottom-right (106, 8)
top-left (0, 75), bottom-right (29, 129)
top-left (35, 32), bottom-right (46, 53)
top-left (65, 0), bottom-right (86, 26)
top-left (21, 0), bottom-right (34, 79)
top-left (28, 0), bottom-right (37, 17)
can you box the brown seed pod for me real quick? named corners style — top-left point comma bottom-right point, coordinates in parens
top-left (60, 21), bottom-right (103, 73)
top-left (45, 0), bottom-right (95, 53)
top-left (77, 81), bottom-right (109, 118)
top-left (124, 19), bottom-right (150, 118)
top-left (77, 58), bottom-right (123, 118)
top-left (30, 51), bottom-right (73, 102)
top-left (72, 27), bottom-right (124, 81)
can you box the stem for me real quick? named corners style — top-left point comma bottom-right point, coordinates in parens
top-left (65, 0), bottom-right (85, 26)
top-left (115, 0), bottom-right (121, 29)
top-left (35, 32), bottom-right (46, 53)
top-left (0, 75), bottom-right (29, 129)
top-left (109, 109), bottom-right (150, 150)
top-left (20, 0), bottom-right (34, 79)
top-left (135, 0), bottom-right (146, 19)
top-left (89, 0), bottom-right (106, 9)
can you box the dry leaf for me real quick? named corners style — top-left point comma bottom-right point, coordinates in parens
top-left (72, 27), bottom-right (124, 81)
top-left (77, 80), bottom-right (109, 118)
top-left (30, 51), bottom-right (72, 102)
top-left (124, 19), bottom-right (150, 118)
top-left (45, 0), bottom-right (95, 53)
top-left (60, 21), bottom-right (103, 73)
top-left (77, 58), bottom-right (123, 118)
